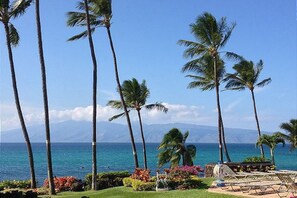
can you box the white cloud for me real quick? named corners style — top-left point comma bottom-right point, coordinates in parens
top-left (0, 102), bottom-right (212, 131)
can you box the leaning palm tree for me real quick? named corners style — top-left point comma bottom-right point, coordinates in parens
top-left (279, 119), bottom-right (297, 151)
top-left (182, 55), bottom-right (231, 162)
top-left (0, 0), bottom-right (36, 189)
top-left (178, 12), bottom-right (238, 162)
top-left (67, 0), bottom-right (99, 190)
top-left (35, 0), bottom-right (55, 194)
top-left (256, 133), bottom-right (285, 165)
top-left (67, 0), bottom-right (139, 168)
top-left (225, 60), bottom-right (271, 158)
top-left (158, 128), bottom-right (196, 168)
top-left (107, 78), bottom-right (168, 169)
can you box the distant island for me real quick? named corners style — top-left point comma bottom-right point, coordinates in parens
top-left (0, 120), bottom-right (270, 143)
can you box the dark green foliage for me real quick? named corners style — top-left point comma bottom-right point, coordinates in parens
top-left (0, 190), bottom-right (37, 198)
top-left (85, 171), bottom-right (131, 190)
top-left (243, 156), bottom-right (268, 162)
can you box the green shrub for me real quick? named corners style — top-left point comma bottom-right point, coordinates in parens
top-left (85, 171), bottom-right (131, 190)
top-left (0, 189), bottom-right (38, 198)
top-left (131, 179), bottom-right (155, 191)
top-left (243, 156), bottom-right (268, 162)
top-left (123, 177), bottom-right (133, 187)
top-left (176, 176), bottom-right (202, 190)
top-left (0, 180), bottom-right (31, 190)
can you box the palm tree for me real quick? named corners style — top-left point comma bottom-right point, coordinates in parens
top-left (158, 128), bottom-right (196, 168)
top-left (67, 0), bottom-right (99, 190)
top-left (0, 0), bottom-right (36, 189)
top-left (225, 60), bottom-right (271, 158)
top-left (67, 0), bottom-right (139, 168)
top-left (256, 133), bottom-right (285, 165)
top-left (182, 55), bottom-right (232, 162)
top-left (279, 119), bottom-right (297, 151)
top-left (34, 0), bottom-right (55, 194)
top-left (178, 12), bottom-right (237, 162)
top-left (107, 78), bottom-right (168, 169)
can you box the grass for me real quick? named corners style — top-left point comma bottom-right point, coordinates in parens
top-left (40, 178), bottom-right (240, 198)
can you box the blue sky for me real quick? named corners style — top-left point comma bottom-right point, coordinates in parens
top-left (0, 0), bottom-right (296, 132)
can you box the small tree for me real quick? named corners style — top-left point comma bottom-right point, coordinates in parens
top-left (256, 133), bottom-right (285, 165)
top-left (279, 119), bottom-right (297, 151)
top-left (107, 78), bottom-right (168, 169)
top-left (158, 128), bottom-right (196, 168)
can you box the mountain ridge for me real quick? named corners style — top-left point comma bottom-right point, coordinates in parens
top-left (0, 120), bottom-right (270, 143)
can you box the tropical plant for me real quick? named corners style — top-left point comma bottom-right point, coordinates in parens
top-left (225, 59), bottom-right (271, 158)
top-left (158, 128), bottom-right (196, 168)
top-left (256, 133), bottom-right (285, 165)
top-left (67, 0), bottom-right (99, 190)
top-left (178, 12), bottom-right (238, 162)
top-left (107, 78), bottom-right (168, 169)
top-left (182, 54), bottom-right (231, 162)
top-left (279, 119), bottom-right (297, 151)
top-left (0, 0), bottom-right (36, 188)
top-left (67, 0), bottom-right (139, 168)
top-left (34, 0), bottom-right (55, 194)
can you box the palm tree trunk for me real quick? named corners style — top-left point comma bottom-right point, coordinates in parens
top-left (106, 26), bottom-right (139, 168)
top-left (137, 110), bottom-right (147, 169)
top-left (251, 90), bottom-right (265, 158)
top-left (270, 149), bottom-right (275, 165)
top-left (4, 22), bottom-right (37, 189)
top-left (35, 0), bottom-right (55, 194)
top-left (84, 0), bottom-right (98, 190)
top-left (220, 115), bottom-right (231, 162)
top-left (213, 56), bottom-right (223, 162)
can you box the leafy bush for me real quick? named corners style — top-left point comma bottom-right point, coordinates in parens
top-left (123, 177), bottom-right (133, 187)
top-left (0, 180), bottom-right (31, 190)
top-left (131, 179), bottom-right (155, 191)
top-left (85, 171), bottom-right (131, 190)
top-left (43, 176), bottom-right (83, 192)
top-left (0, 189), bottom-right (38, 198)
top-left (131, 168), bottom-right (150, 182)
top-left (243, 156), bottom-right (268, 162)
top-left (176, 176), bottom-right (202, 190)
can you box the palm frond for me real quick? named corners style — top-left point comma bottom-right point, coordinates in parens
top-left (8, 23), bottom-right (19, 46)
top-left (255, 78), bottom-right (271, 88)
top-left (108, 112), bottom-right (125, 121)
top-left (106, 100), bottom-right (123, 109)
top-left (177, 40), bottom-right (207, 58)
top-left (224, 51), bottom-right (244, 61)
top-left (145, 103), bottom-right (168, 113)
top-left (9, 0), bottom-right (32, 19)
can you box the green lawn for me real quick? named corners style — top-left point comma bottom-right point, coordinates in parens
top-left (40, 178), bottom-right (240, 198)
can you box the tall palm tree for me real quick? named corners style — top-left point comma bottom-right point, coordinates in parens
top-left (67, 0), bottom-right (99, 190)
top-left (178, 12), bottom-right (237, 162)
top-left (158, 128), bottom-right (196, 168)
top-left (67, 0), bottom-right (139, 168)
top-left (0, 0), bottom-right (36, 189)
top-left (225, 60), bottom-right (271, 158)
top-left (279, 119), bottom-right (297, 151)
top-left (182, 55), bottom-right (232, 162)
top-left (107, 78), bottom-right (168, 169)
top-left (34, 0), bottom-right (55, 194)
top-left (256, 133), bottom-right (285, 165)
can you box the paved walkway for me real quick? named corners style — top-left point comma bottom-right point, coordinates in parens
top-left (207, 182), bottom-right (293, 198)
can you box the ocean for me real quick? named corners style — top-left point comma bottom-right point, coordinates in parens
top-left (0, 143), bottom-right (296, 185)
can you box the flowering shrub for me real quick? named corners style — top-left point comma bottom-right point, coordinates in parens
top-left (43, 176), bottom-right (83, 192)
top-left (171, 165), bottom-right (204, 175)
top-left (130, 168), bottom-right (151, 182)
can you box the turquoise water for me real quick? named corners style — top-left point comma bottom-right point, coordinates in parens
top-left (0, 143), bottom-right (296, 185)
